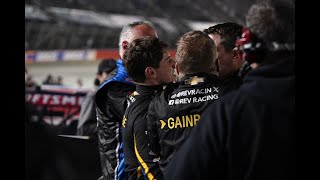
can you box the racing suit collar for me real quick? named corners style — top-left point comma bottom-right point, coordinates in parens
top-left (135, 84), bottom-right (164, 96)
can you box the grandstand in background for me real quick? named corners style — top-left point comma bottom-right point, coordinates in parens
top-left (25, 0), bottom-right (254, 50)
top-left (25, 0), bottom-right (255, 88)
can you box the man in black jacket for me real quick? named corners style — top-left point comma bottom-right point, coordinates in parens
top-left (165, 0), bottom-right (295, 179)
top-left (122, 37), bottom-right (176, 179)
top-left (95, 21), bottom-right (158, 180)
top-left (147, 30), bottom-right (221, 174)
top-left (203, 22), bottom-right (244, 95)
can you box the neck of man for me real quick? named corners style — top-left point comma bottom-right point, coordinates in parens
top-left (134, 79), bottom-right (163, 86)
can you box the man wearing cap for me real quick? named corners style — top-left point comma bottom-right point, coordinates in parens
top-left (77, 58), bottom-right (117, 138)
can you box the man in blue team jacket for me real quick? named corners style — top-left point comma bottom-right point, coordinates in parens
top-left (95, 21), bottom-right (158, 180)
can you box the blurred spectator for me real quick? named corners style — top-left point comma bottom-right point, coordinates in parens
top-left (25, 67), bottom-right (40, 125)
top-left (56, 75), bottom-right (64, 85)
top-left (42, 74), bottom-right (56, 85)
top-left (76, 59), bottom-right (117, 138)
top-left (76, 78), bottom-right (83, 88)
top-left (25, 68), bottom-right (40, 91)
top-left (25, 67), bottom-right (28, 83)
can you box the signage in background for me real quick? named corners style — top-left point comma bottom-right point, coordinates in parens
top-left (26, 85), bottom-right (90, 134)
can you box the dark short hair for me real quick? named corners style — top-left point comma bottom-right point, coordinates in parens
top-left (175, 30), bottom-right (217, 75)
top-left (123, 37), bottom-right (169, 83)
top-left (97, 59), bottom-right (117, 75)
top-left (203, 22), bottom-right (243, 52)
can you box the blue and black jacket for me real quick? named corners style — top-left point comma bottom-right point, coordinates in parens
top-left (96, 59), bottom-right (135, 180)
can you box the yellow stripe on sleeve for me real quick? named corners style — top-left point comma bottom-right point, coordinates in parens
top-left (134, 135), bottom-right (156, 180)
top-left (137, 166), bottom-right (142, 178)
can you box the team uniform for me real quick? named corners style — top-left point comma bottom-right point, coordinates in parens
top-left (147, 73), bottom-right (221, 174)
top-left (122, 85), bottom-right (164, 180)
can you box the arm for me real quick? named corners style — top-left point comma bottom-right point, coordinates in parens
top-left (77, 91), bottom-right (97, 136)
top-left (133, 112), bottom-right (163, 180)
top-left (95, 84), bottom-right (134, 179)
top-left (146, 99), bottom-right (161, 156)
top-left (107, 83), bottom-right (135, 118)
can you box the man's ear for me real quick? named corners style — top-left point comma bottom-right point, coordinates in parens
top-left (145, 67), bottom-right (157, 79)
top-left (232, 47), bottom-right (242, 62)
top-left (122, 41), bottom-right (129, 51)
top-left (175, 63), bottom-right (180, 75)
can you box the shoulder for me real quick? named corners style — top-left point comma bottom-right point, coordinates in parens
top-left (124, 95), bottom-right (150, 127)
top-left (96, 82), bottom-right (135, 105)
top-left (81, 91), bottom-right (96, 105)
top-left (155, 82), bottom-right (178, 101)
top-left (127, 95), bottom-right (150, 114)
top-left (164, 82), bottom-right (179, 91)
top-left (206, 87), bottom-right (249, 119)
top-left (85, 90), bottom-right (96, 98)
top-left (148, 87), bottom-right (171, 113)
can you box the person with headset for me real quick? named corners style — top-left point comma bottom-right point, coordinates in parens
top-left (165, 0), bottom-right (295, 179)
